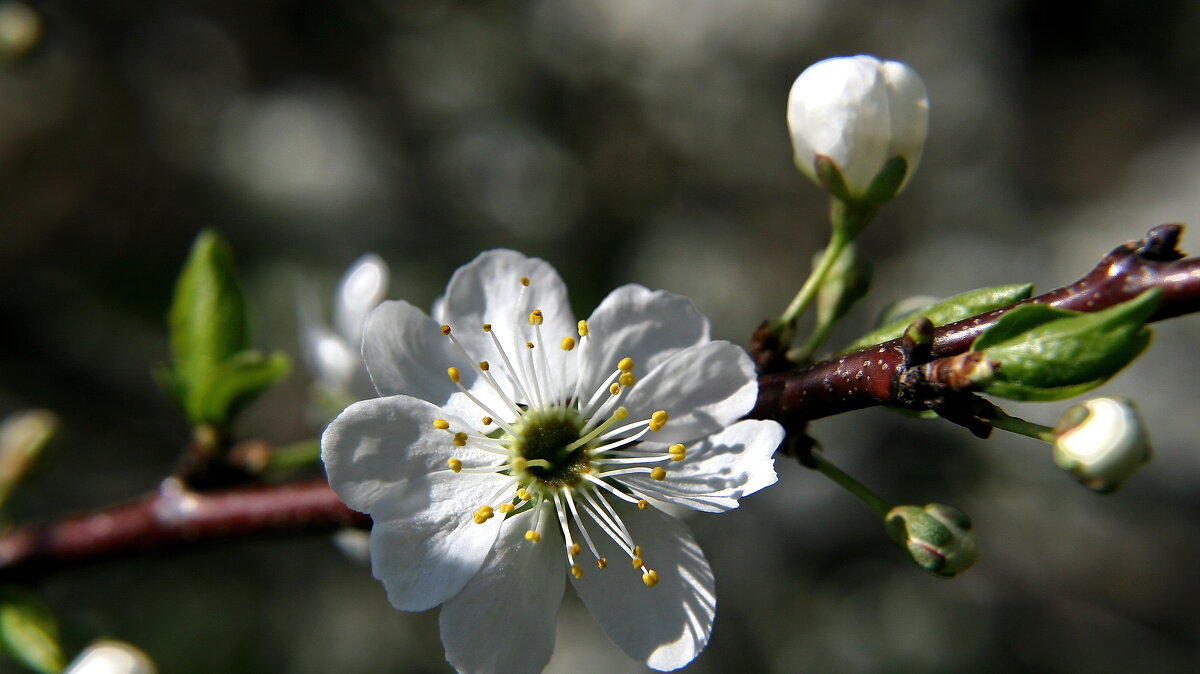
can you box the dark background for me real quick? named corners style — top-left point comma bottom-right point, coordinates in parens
top-left (1, 0), bottom-right (1198, 671)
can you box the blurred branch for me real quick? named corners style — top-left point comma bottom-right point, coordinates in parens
top-left (0, 479), bottom-right (367, 575)
top-left (750, 224), bottom-right (1200, 424)
top-left (0, 225), bottom-right (1197, 574)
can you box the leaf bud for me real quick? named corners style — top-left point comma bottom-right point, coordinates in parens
top-left (885, 503), bottom-right (978, 578)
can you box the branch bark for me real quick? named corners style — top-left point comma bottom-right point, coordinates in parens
top-left (1, 224), bottom-right (1197, 574)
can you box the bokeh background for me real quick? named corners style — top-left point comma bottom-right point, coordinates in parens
top-left (2, 0), bottom-right (1199, 671)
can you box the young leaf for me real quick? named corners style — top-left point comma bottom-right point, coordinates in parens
top-left (971, 290), bottom-right (1160, 401)
top-left (189, 350), bottom-right (292, 425)
top-left (165, 230), bottom-right (250, 413)
top-left (0, 588), bottom-right (65, 674)
top-left (842, 283), bottom-right (1034, 352)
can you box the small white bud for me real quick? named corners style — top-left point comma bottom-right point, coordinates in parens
top-left (885, 503), bottom-right (978, 578)
top-left (334, 253), bottom-right (390, 347)
top-left (64, 640), bottom-right (157, 674)
top-left (1052, 396), bottom-right (1151, 493)
top-left (787, 55), bottom-right (929, 202)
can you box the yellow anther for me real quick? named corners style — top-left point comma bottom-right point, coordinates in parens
top-left (652, 410), bottom-right (669, 425)
top-left (453, 432), bottom-right (468, 447)
top-left (609, 383), bottom-right (621, 395)
top-left (570, 543), bottom-right (581, 556)
top-left (525, 341), bottom-right (535, 349)
top-left (525, 530), bottom-right (541, 542)
top-left (633, 545), bottom-right (641, 556)
top-left (447, 367), bottom-right (461, 383)
top-left (479, 360), bottom-right (490, 371)
top-left (520, 276), bottom-right (530, 286)
top-left (668, 444), bottom-right (685, 455)
top-left (433, 419), bottom-right (450, 430)
top-left (577, 320), bottom-right (588, 337)
top-left (613, 407), bottom-right (628, 421)
top-left (482, 416), bottom-right (493, 426)
top-left (511, 457), bottom-right (527, 472)
top-left (648, 420), bottom-right (664, 432)
top-left (618, 372), bottom-right (635, 387)
top-left (570, 564), bottom-right (583, 579)
top-left (671, 453), bottom-right (686, 462)
top-left (473, 505), bottom-right (494, 522)
top-left (561, 336), bottom-right (576, 351)
top-left (482, 323), bottom-right (492, 332)
top-left (642, 570), bottom-right (659, 587)
top-left (447, 458), bottom-right (463, 473)
top-left (631, 556), bottom-right (644, 570)
top-left (637, 499), bottom-right (649, 510)
top-left (499, 503), bottom-right (515, 514)
top-left (651, 467), bottom-right (667, 481)
top-left (529, 309), bottom-right (543, 325)
top-left (597, 558), bottom-right (608, 569)
top-left (618, 357), bottom-right (634, 373)
top-left (516, 488), bottom-right (531, 500)
top-left (440, 324), bottom-right (452, 336)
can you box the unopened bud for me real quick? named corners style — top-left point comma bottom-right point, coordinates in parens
top-left (787, 55), bottom-right (929, 203)
top-left (1051, 396), bottom-right (1151, 493)
top-left (885, 503), bottom-right (978, 578)
top-left (65, 640), bottom-right (157, 674)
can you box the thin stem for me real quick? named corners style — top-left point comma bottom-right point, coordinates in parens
top-left (810, 451), bottom-right (892, 517)
top-left (986, 410), bottom-right (1055, 443)
top-left (780, 229), bottom-right (851, 327)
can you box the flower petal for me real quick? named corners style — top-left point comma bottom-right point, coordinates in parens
top-left (616, 420), bottom-right (784, 513)
top-left (440, 509), bottom-right (565, 674)
top-left (571, 504), bottom-right (715, 671)
top-left (622, 341), bottom-right (758, 444)
top-left (576, 284), bottom-right (710, 404)
top-left (436, 250), bottom-right (579, 404)
top-left (321, 395), bottom-right (507, 611)
top-left (362, 300), bottom-right (461, 402)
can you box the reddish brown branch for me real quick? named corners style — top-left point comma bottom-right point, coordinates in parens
top-left (0, 479), bottom-right (368, 574)
top-left (750, 224), bottom-right (1200, 425)
top-left (2, 225), bottom-right (1199, 575)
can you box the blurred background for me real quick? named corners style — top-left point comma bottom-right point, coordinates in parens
top-left (1, 0), bottom-right (1199, 671)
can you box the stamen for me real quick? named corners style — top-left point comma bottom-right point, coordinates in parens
top-left (433, 419), bottom-right (450, 430)
top-left (440, 324), bottom-right (452, 336)
top-left (525, 531), bottom-right (542, 542)
top-left (561, 337), bottom-right (575, 351)
top-left (650, 467), bottom-right (667, 481)
top-left (447, 458), bottom-right (463, 473)
top-left (499, 503), bottom-right (515, 514)
top-left (447, 367), bottom-right (461, 384)
top-left (483, 325), bottom-right (533, 408)
top-left (473, 505), bottom-right (495, 524)
top-left (618, 357), bottom-right (634, 373)
top-left (571, 565), bottom-right (584, 579)
top-left (529, 310), bottom-right (543, 325)
top-left (642, 570), bottom-right (659, 587)
top-left (637, 499), bottom-right (649, 510)
top-left (447, 378), bottom-right (523, 438)
top-left (443, 329), bottom-right (524, 418)
top-left (482, 416), bottom-right (492, 426)
top-left (565, 407), bottom-right (628, 452)
top-left (564, 489), bottom-right (604, 565)
top-left (551, 490), bottom-right (579, 567)
top-left (516, 487), bottom-right (531, 501)
top-left (520, 277), bottom-right (530, 286)
top-left (619, 372), bottom-right (635, 387)
top-left (597, 558), bottom-right (608, 569)
top-left (648, 410), bottom-right (669, 432)
top-left (453, 432), bottom-right (468, 447)
top-left (577, 320), bottom-right (588, 337)
top-left (669, 443), bottom-right (687, 462)
top-left (522, 341), bottom-right (546, 408)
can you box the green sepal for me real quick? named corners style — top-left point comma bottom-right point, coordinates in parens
top-left (164, 231), bottom-right (249, 408)
top-left (0, 588), bottom-right (65, 674)
top-left (971, 290), bottom-right (1160, 401)
top-left (812, 155), bottom-right (851, 203)
top-left (862, 156), bottom-right (908, 204)
top-left (188, 350), bottom-right (291, 426)
top-left (841, 283), bottom-right (1035, 353)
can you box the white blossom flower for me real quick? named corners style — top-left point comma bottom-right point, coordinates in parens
top-left (299, 253), bottom-right (390, 405)
top-left (787, 54), bottom-right (929, 200)
top-left (322, 249), bottom-right (783, 672)
top-left (64, 640), bottom-right (156, 674)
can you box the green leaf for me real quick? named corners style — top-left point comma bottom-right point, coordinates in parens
top-left (188, 350), bottom-right (291, 426)
top-left (971, 290), bottom-right (1160, 401)
top-left (165, 230), bottom-right (250, 416)
top-left (0, 588), bottom-right (65, 674)
top-left (842, 283), bottom-right (1035, 353)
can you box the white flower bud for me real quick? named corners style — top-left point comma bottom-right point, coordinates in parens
top-left (885, 503), bottom-right (978, 578)
top-left (1052, 396), bottom-right (1151, 493)
top-left (65, 640), bottom-right (157, 674)
top-left (787, 55), bottom-right (929, 202)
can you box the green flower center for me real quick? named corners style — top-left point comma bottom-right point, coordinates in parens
top-left (512, 406), bottom-right (589, 487)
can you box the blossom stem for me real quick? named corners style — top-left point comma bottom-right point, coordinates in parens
top-left (984, 410), bottom-right (1055, 443)
top-left (779, 226), bottom-right (852, 328)
top-left (809, 451), bottom-right (892, 517)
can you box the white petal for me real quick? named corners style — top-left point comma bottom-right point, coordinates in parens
top-left (334, 253), bottom-right (390, 345)
top-left (880, 59), bottom-right (929, 192)
top-left (576, 284), bottom-right (710, 404)
top-left (436, 250), bottom-right (578, 404)
top-left (440, 509), bottom-right (565, 674)
top-left (571, 504), bottom-right (714, 671)
top-left (622, 341), bottom-right (758, 444)
top-left (301, 323), bottom-right (359, 392)
top-left (321, 396), bottom-right (507, 611)
top-left (362, 300), bottom-right (462, 403)
top-left (616, 420), bottom-right (784, 513)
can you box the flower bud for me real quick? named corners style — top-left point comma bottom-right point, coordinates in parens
top-left (1051, 396), bottom-right (1151, 493)
top-left (885, 503), bottom-right (978, 578)
top-left (787, 55), bottom-right (928, 203)
top-left (65, 640), bottom-right (157, 674)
